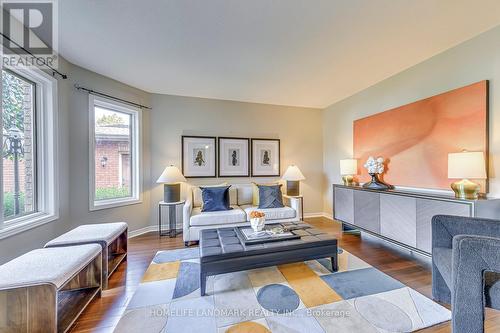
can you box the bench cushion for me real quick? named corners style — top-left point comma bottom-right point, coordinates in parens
top-left (0, 244), bottom-right (101, 289)
top-left (45, 222), bottom-right (128, 248)
top-left (240, 205), bottom-right (296, 221)
top-left (190, 205), bottom-right (246, 227)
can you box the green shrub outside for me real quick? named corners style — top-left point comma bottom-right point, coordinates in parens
top-left (95, 187), bottom-right (130, 200)
top-left (3, 192), bottom-right (25, 218)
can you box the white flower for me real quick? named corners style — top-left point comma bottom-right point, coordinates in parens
top-left (364, 156), bottom-right (385, 174)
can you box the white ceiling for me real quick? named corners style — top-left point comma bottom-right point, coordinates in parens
top-left (59, 0), bottom-right (500, 108)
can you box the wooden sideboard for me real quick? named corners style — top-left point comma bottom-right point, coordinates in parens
top-left (333, 184), bottom-right (500, 255)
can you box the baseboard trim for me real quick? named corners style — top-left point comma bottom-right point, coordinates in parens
top-left (304, 212), bottom-right (333, 220)
top-left (322, 213), bottom-right (334, 220)
top-left (129, 225), bottom-right (157, 238)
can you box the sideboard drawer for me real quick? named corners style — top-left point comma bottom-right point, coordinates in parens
top-left (334, 187), bottom-right (354, 224)
top-left (380, 194), bottom-right (417, 247)
top-left (416, 199), bottom-right (472, 253)
top-left (354, 191), bottom-right (380, 233)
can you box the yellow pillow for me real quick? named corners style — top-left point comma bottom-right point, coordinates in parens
top-left (252, 182), bottom-right (278, 206)
top-left (252, 183), bottom-right (259, 206)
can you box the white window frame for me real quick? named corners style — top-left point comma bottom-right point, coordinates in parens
top-left (89, 94), bottom-right (142, 211)
top-left (0, 66), bottom-right (59, 239)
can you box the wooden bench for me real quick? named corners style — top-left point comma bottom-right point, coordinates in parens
top-left (0, 244), bottom-right (102, 333)
top-left (45, 222), bottom-right (128, 289)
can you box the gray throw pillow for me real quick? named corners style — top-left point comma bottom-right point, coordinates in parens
top-left (258, 184), bottom-right (284, 209)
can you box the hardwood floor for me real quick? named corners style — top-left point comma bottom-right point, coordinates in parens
top-left (70, 217), bottom-right (500, 332)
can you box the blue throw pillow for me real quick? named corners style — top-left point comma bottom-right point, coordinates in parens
top-left (258, 184), bottom-right (284, 209)
top-left (200, 185), bottom-right (232, 212)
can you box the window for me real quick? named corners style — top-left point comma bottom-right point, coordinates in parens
top-left (2, 70), bottom-right (36, 220)
top-left (89, 95), bottom-right (142, 210)
top-left (0, 67), bottom-right (58, 238)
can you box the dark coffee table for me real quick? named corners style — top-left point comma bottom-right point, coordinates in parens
top-left (199, 221), bottom-right (338, 296)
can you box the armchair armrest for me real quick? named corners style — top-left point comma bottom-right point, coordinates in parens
top-left (283, 195), bottom-right (302, 218)
top-left (451, 235), bottom-right (500, 332)
top-left (432, 215), bottom-right (500, 250)
top-left (182, 197), bottom-right (193, 236)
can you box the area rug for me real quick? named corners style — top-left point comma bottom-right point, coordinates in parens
top-left (114, 247), bottom-right (450, 332)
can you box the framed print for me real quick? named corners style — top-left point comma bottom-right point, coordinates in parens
top-left (182, 136), bottom-right (216, 178)
top-left (218, 137), bottom-right (250, 177)
top-left (251, 138), bottom-right (280, 177)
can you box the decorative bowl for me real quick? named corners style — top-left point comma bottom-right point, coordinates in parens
top-left (250, 217), bottom-right (265, 232)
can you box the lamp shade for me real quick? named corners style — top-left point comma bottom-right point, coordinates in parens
top-left (448, 151), bottom-right (486, 179)
top-left (282, 165), bottom-right (305, 181)
top-left (340, 159), bottom-right (357, 175)
top-left (156, 165), bottom-right (186, 184)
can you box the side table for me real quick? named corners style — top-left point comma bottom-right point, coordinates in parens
top-left (158, 200), bottom-right (185, 237)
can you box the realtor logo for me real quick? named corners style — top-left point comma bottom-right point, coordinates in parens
top-left (1, 0), bottom-right (58, 67)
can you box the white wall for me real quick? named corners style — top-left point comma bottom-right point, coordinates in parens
top-left (0, 59), bottom-right (152, 264)
top-left (323, 25), bottom-right (500, 214)
top-left (150, 94), bottom-right (324, 224)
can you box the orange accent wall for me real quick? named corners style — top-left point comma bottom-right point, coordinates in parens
top-left (353, 81), bottom-right (488, 192)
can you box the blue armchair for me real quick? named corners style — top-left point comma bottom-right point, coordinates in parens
top-left (432, 215), bottom-right (500, 333)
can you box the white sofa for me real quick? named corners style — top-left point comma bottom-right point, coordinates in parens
top-left (182, 184), bottom-right (301, 244)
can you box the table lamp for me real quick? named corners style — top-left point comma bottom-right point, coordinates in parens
top-left (157, 165), bottom-right (187, 202)
top-left (448, 151), bottom-right (486, 200)
top-left (340, 159), bottom-right (357, 186)
top-left (282, 165), bottom-right (305, 196)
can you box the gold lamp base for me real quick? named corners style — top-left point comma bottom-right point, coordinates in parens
top-left (342, 175), bottom-right (355, 186)
top-left (451, 179), bottom-right (480, 200)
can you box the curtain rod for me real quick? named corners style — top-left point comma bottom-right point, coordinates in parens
top-left (0, 33), bottom-right (68, 79)
top-left (74, 84), bottom-right (152, 109)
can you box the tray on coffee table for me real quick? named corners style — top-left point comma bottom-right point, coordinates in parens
top-left (235, 224), bottom-right (301, 244)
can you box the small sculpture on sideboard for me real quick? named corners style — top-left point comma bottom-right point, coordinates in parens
top-left (362, 156), bottom-right (393, 190)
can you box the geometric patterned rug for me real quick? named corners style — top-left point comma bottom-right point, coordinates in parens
top-left (114, 247), bottom-right (450, 332)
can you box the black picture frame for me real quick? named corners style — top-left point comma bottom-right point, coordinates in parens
top-left (251, 138), bottom-right (280, 177)
top-left (181, 135), bottom-right (217, 178)
top-left (217, 137), bottom-right (250, 177)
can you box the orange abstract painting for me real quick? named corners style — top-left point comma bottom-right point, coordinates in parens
top-left (353, 81), bottom-right (488, 192)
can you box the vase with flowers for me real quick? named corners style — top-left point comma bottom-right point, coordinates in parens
top-left (362, 156), bottom-right (393, 190)
top-left (249, 211), bottom-right (266, 232)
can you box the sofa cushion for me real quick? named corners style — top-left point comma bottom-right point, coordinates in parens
top-left (258, 184), bottom-right (284, 209)
top-left (200, 186), bottom-right (232, 212)
top-left (237, 185), bottom-right (253, 206)
top-left (190, 205), bottom-right (246, 227)
top-left (241, 205), bottom-right (296, 221)
top-left (433, 247), bottom-right (453, 289)
top-left (252, 183), bottom-right (259, 206)
top-left (192, 183), bottom-right (236, 207)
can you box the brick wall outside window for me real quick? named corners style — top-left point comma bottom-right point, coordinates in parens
top-left (94, 140), bottom-right (130, 189)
